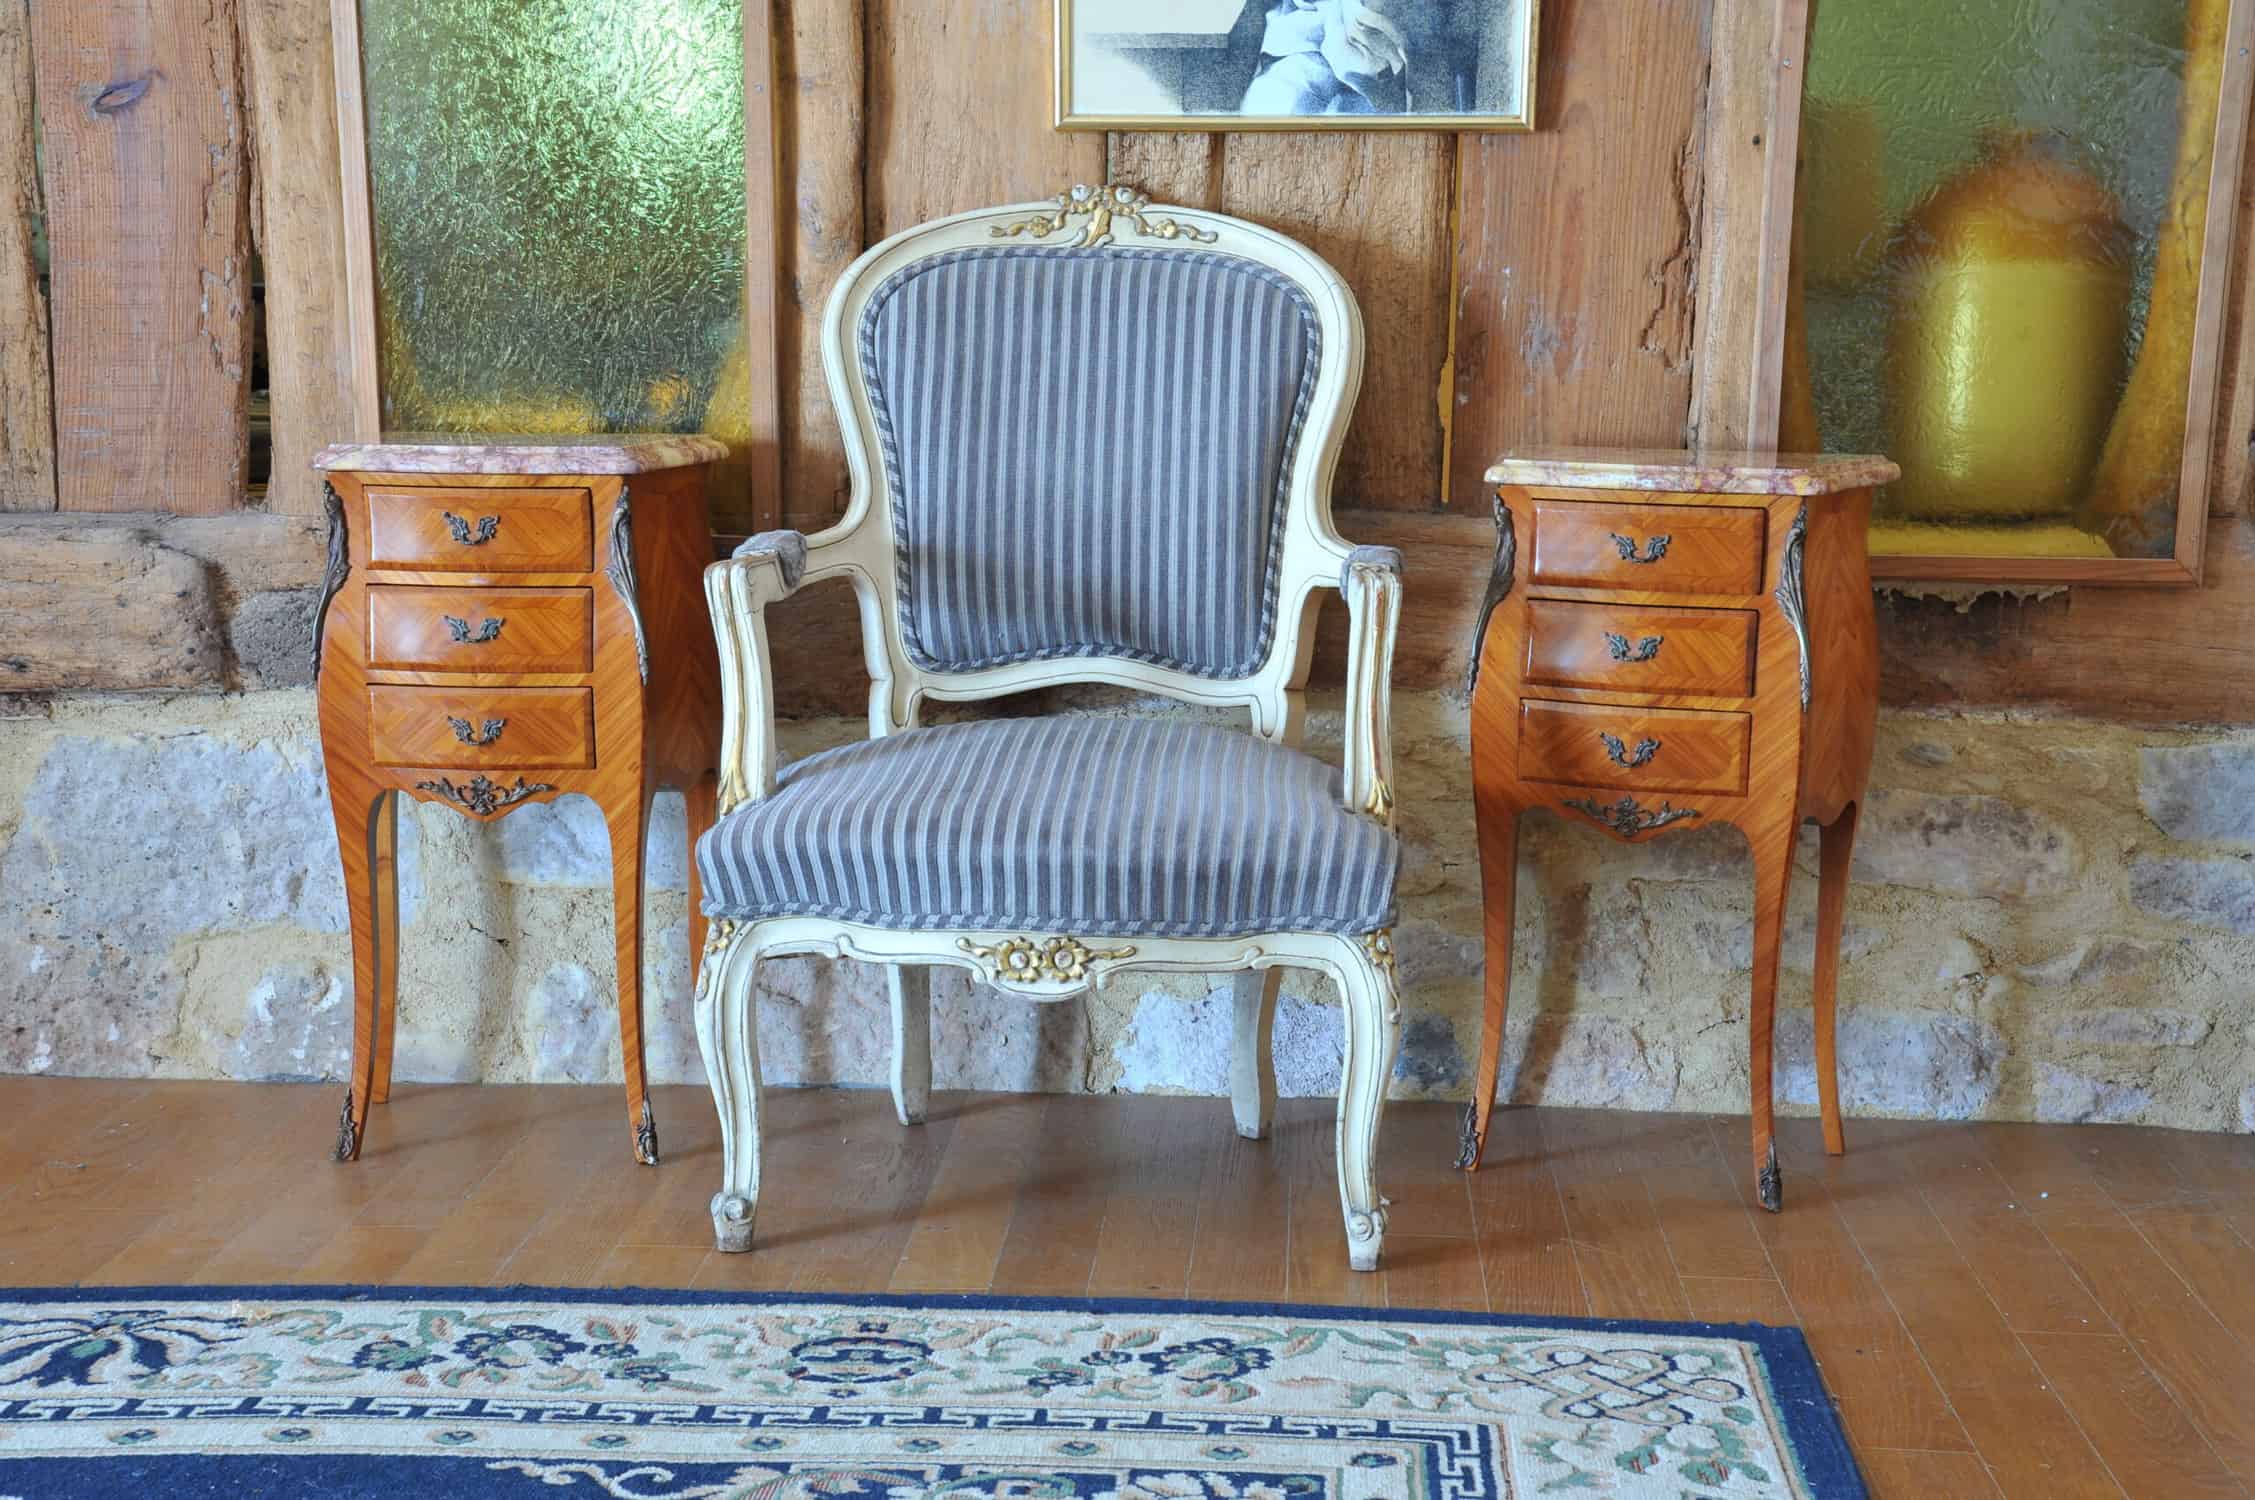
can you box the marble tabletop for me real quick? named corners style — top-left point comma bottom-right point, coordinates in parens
top-left (1485, 447), bottom-right (1900, 496)
top-left (312, 434), bottom-right (731, 475)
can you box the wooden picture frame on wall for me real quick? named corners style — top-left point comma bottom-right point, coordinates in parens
top-left (1764, 0), bottom-right (2255, 587)
top-left (324, 0), bottom-right (785, 531)
top-left (1055, 0), bottom-right (1539, 131)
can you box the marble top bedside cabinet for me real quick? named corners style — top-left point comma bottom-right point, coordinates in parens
top-left (1457, 448), bottom-right (1898, 1211)
top-left (309, 436), bottom-right (727, 1167)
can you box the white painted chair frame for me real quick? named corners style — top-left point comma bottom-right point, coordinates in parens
top-left (694, 187), bottom-right (1405, 1270)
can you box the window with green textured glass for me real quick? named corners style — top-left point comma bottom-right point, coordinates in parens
top-left (1793, 0), bottom-right (2244, 581)
top-left (359, 0), bottom-right (751, 511)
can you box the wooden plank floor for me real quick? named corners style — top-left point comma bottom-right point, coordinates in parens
top-left (2, 1078), bottom-right (2251, 1498)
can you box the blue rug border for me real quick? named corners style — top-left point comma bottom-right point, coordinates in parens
top-left (2, 1282), bottom-right (1866, 1499)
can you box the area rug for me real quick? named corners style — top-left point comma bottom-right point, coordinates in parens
top-left (0, 1286), bottom-right (1863, 1498)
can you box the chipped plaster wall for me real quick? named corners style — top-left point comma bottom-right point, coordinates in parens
top-left (2, 687), bottom-right (2252, 1134)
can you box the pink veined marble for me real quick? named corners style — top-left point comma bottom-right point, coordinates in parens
top-left (311, 433), bottom-right (731, 475)
top-left (1484, 447), bottom-right (1900, 496)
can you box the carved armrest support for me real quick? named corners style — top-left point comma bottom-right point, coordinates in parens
top-left (1339, 544), bottom-right (1403, 823)
top-left (707, 530), bottom-right (813, 814)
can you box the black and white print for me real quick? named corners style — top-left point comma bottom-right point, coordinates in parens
top-left (1061, 0), bottom-right (1535, 129)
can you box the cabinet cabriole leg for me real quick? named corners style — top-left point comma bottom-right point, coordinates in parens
top-left (1464, 800), bottom-right (1519, 1171)
top-left (608, 793), bottom-right (657, 1165)
top-left (332, 788), bottom-right (388, 1163)
top-left (1813, 801), bottom-right (1861, 1157)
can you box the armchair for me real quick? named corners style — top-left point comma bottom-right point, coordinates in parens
top-left (692, 185), bottom-right (1405, 1270)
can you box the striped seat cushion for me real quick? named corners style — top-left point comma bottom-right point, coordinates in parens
top-left (697, 717), bottom-right (1396, 939)
top-left (860, 246), bottom-right (1320, 678)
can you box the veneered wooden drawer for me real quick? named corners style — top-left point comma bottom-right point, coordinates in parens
top-left (366, 586), bottom-right (593, 674)
top-left (369, 685), bottom-right (594, 769)
top-left (365, 486), bottom-right (593, 573)
top-left (1519, 699), bottom-right (1750, 796)
top-left (1528, 498), bottom-right (1766, 595)
top-left (1524, 599), bottom-right (1758, 698)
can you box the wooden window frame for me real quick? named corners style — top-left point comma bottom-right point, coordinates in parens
top-left (1720, 0), bottom-right (2255, 587)
top-left (325, 0), bottom-right (785, 531)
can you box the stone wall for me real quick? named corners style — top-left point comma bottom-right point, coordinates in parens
top-left (2, 686), bottom-right (2251, 1134)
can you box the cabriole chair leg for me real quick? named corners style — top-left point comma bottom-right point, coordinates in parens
top-left (1231, 968), bottom-right (1282, 1141)
top-left (889, 965), bottom-right (932, 1126)
top-left (697, 923), bottom-right (763, 1252)
top-left (1335, 932), bottom-right (1399, 1272)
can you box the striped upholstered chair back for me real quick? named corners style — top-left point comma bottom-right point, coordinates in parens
top-left (817, 186), bottom-right (1366, 741)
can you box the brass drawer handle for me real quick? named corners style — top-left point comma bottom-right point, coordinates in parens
top-left (1565, 793), bottom-right (1700, 836)
top-left (442, 614), bottom-right (505, 645)
top-left (1605, 631), bottom-right (1663, 663)
top-left (448, 716), bottom-right (505, 747)
top-left (443, 511), bottom-right (501, 546)
top-left (1600, 732), bottom-right (1661, 769)
top-left (1609, 532), bottom-right (1672, 565)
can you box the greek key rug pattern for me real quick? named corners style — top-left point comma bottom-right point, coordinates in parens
top-left (0, 1287), bottom-right (1862, 1498)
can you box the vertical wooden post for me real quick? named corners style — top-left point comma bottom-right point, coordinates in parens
top-left (1445, 2), bottom-right (1714, 511)
top-left (240, 0), bottom-right (356, 514)
top-left (32, 0), bottom-right (253, 513)
top-left (1689, 0), bottom-right (1810, 453)
top-left (1221, 134), bottom-right (1456, 510)
top-left (327, 0), bottom-right (379, 441)
top-left (0, 0), bottom-right (54, 512)
top-left (863, 0), bottom-right (1104, 236)
top-left (776, 0), bottom-right (863, 530)
top-left (741, 0), bottom-right (783, 532)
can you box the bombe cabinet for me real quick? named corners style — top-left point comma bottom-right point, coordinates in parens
top-left (1458, 449), bottom-right (1897, 1211)
top-left (310, 437), bottom-right (726, 1168)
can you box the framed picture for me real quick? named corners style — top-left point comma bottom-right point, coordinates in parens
top-left (1056, 0), bottom-right (1538, 131)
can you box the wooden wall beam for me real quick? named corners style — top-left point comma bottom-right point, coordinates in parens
top-left (1688, 0), bottom-right (1807, 453)
top-left (1108, 134), bottom-right (1225, 212)
top-left (1872, 518), bottom-right (2255, 723)
top-left (1222, 135), bottom-right (1457, 510)
top-left (863, 0), bottom-right (1103, 237)
top-left (0, 0), bottom-right (53, 512)
top-left (325, 0), bottom-right (378, 441)
top-left (33, 0), bottom-right (252, 514)
top-left (0, 510), bottom-right (327, 691)
top-left (238, 0), bottom-right (353, 516)
top-left (775, 0), bottom-right (863, 530)
top-left (1445, 0), bottom-right (1714, 510)
top-left (739, 0), bottom-right (783, 531)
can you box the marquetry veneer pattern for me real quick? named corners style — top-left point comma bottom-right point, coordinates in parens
top-left (312, 438), bottom-right (726, 1168)
top-left (1461, 449), bottom-right (1896, 1213)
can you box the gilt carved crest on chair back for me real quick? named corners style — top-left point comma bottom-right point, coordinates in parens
top-left (818, 187), bottom-right (1367, 740)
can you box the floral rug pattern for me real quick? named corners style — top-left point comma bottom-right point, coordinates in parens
top-left (0, 1288), bottom-right (1862, 1498)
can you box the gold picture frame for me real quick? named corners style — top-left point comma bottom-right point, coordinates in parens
top-left (1055, 0), bottom-right (1538, 132)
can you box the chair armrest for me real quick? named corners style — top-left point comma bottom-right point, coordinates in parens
top-left (1338, 544), bottom-right (1403, 822)
top-left (706, 530), bottom-right (814, 813)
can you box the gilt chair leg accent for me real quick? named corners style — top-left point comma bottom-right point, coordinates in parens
top-left (696, 922), bottom-right (763, 1253)
top-left (889, 965), bottom-right (933, 1127)
top-left (1230, 969), bottom-right (1282, 1141)
top-left (1335, 933), bottom-right (1399, 1272)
